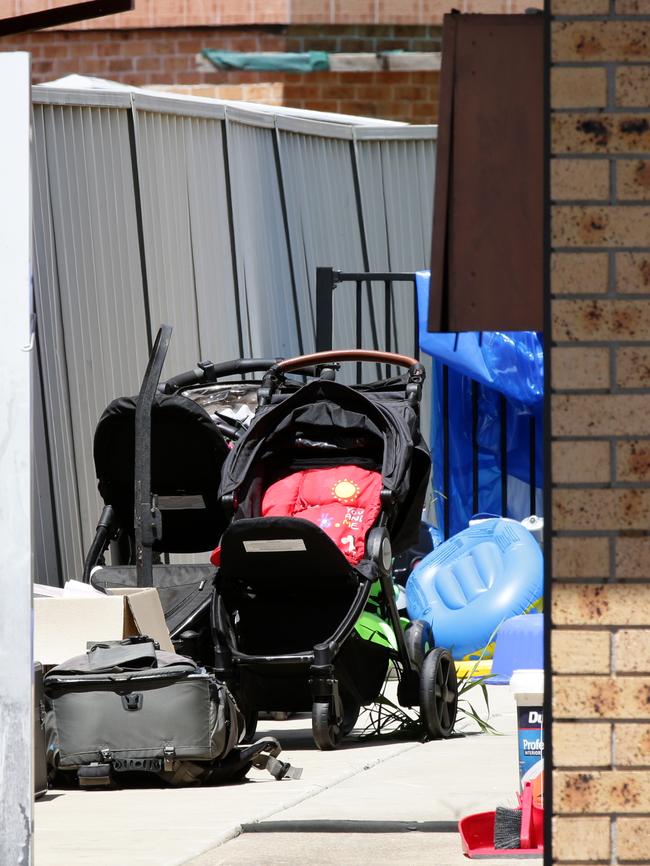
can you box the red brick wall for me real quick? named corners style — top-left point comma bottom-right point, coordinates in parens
top-left (550, 0), bottom-right (650, 861)
top-left (161, 71), bottom-right (440, 122)
top-left (0, 0), bottom-right (539, 28)
top-left (282, 71), bottom-right (439, 122)
top-left (1, 27), bottom-right (287, 85)
top-left (1, 25), bottom-right (439, 122)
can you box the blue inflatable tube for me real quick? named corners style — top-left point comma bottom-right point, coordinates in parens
top-left (405, 517), bottom-right (543, 660)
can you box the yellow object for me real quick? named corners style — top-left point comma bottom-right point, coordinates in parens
top-left (455, 659), bottom-right (493, 679)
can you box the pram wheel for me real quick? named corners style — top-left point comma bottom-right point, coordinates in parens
top-left (312, 701), bottom-right (341, 750)
top-left (419, 648), bottom-right (457, 739)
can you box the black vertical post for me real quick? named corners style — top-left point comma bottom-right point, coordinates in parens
top-left (412, 275), bottom-right (420, 361)
top-left (355, 279), bottom-right (362, 383)
top-left (134, 325), bottom-right (172, 587)
top-left (316, 267), bottom-right (335, 352)
top-left (500, 394), bottom-right (508, 518)
top-left (472, 380), bottom-right (479, 516)
top-left (443, 364), bottom-right (450, 539)
top-left (529, 413), bottom-right (537, 516)
top-left (384, 279), bottom-right (391, 378)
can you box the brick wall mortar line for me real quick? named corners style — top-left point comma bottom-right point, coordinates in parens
top-left (553, 390), bottom-right (650, 397)
top-left (553, 294), bottom-right (650, 300)
top-left (610, 338), bottom-right (619, 393)
top-left (554, 480), bottom-right (650, 488)
top-left (609, 534), bottom-right (618, 590)
top-left (609, 249), bottom-right (616, 293)
top-left (551, 154), bottom-right (612, 160)
top-left (607, 62), bottom-right (616, 111)
top-left (553, 246), bottom-right (650, 252)
top-left (553, 106), bottom-right (650, 115)
top-left (555, 527), bottom-right (648, 536)
top-left (551, 197), bottom-right (612, 204)
top-left (555, 199), bottom-right (650, 206)
top-left (554, 624), bottom-right (650, 631)
top-left (553, 61), bottom-right (650, 69)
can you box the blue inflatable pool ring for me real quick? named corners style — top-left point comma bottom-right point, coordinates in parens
top-left (405, 518), bottom-right (543, 660)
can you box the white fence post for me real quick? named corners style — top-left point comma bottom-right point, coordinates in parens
top-left (0, 51), bottom-right (33, 866)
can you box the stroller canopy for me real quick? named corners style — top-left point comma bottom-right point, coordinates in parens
top-left (218, 378), bottom-right (430, 553)
top-left (94, 392), bottom-right (230, 553)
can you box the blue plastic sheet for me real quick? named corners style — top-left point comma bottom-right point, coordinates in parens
top-left (416, 272), bottom-right (544, 537)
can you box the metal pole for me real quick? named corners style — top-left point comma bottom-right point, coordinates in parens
top-left (0, 52), bottom-right (33, 866)
top-left (315, 267), bottom-right (334, 352)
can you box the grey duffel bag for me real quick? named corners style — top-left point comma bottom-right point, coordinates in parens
top-left (44, 637), bottom-right (300, 788)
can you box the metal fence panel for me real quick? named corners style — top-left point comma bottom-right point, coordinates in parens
top-left (32, 103), bottom-right (83, 580)
top-left (277, 129), bottom-right (365, 355)
top-left (32, 334), bottom-right (61, 587)
top-left (33, 101), bottom-right (149, 559)
top-left (132, 102), bottom-right (243, 373)
top-left (356, 136), bottom-right (436, 351)
top-left (225, 117), bottom-right (301, 359)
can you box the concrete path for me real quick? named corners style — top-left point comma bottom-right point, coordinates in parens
top-left (35, 686), bottom-right (542, 866)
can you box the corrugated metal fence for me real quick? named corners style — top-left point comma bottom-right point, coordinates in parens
top-left (31, 86), bottom-right (436, 585)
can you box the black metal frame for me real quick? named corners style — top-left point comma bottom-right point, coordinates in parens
top-left (316, 267), bottom-right (420, 369)
top-left (133, 325), bottom-right (172, 587)
top-left (315, 266), bottom-right (539, 539)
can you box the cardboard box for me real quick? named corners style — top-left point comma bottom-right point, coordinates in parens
top-left (34, 587), bottom-right (174, 665)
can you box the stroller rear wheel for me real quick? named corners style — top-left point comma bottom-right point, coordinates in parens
top-left (419, 648), bottom-right (458, 739)
top-left (312, 701), bottom-right (341, 750)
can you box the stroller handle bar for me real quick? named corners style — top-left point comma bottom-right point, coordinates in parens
top-left (163, 358), bottom-right (328, 394)
top-left (259, 350), bottom-right (426, 407)
top-left (163, 358), bottom-right (281, 393)
top-left (273, 349), bottom-right (421, 375)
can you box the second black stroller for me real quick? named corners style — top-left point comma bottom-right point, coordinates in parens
top-left (83, 326), bottom-right (286, 662)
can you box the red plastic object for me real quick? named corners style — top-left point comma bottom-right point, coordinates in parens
top-left (458, 783), bottom-right (544, 858)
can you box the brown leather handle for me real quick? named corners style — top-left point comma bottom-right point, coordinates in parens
top-left (275, 349), bottom-right (419, 374)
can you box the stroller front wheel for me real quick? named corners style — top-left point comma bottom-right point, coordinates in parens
top-left (312, 701), bottom-right (342, 750)
top-left (419, 648), bottom-right (458, 739)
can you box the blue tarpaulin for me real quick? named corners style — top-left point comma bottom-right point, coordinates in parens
top-left (415, 271), bottom-right (544, 537)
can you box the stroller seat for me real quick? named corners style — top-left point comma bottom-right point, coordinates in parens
top-left (261, 466), bottom-right (383, 564)
top-left (218, 517), bottom-right (361, 657)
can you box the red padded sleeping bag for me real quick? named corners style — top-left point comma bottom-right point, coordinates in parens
top-left (261, 466), bottom-right (382, 565)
